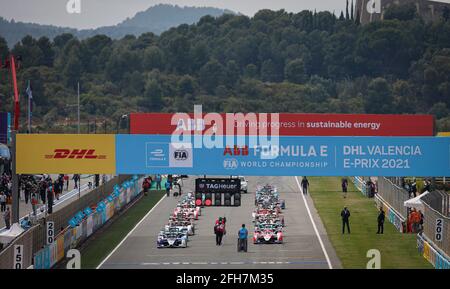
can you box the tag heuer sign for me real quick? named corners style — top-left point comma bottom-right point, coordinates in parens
top-left (195, 178), bottom-right (241, 194)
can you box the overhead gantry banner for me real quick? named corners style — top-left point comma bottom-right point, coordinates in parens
top-left (16, 134), bottom-right (450, 177)
top-left (115, 135), bottom-right (450, 177)
top-left (16, 134), bottom-right (116, 174)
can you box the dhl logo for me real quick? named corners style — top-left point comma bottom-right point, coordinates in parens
top-left (45, 149), bottom-right (106, 160)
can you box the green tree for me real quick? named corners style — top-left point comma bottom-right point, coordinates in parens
top-left (178, 75), bottom-right (196, 96)
top-left (365, 78), bottom-right (393, 114)
top-left (199, 59), bottom-right (225, 93)
top-left (384, 3), bottom-right (417, 21)
top-left (142, 79), bottom-right (163, 111)
top-left (143, 46), bottom-right (164, 71)
top-left (285, 58), bottom-right (307, 84)
top-left (0, 36), bottom-right (9, 59)
top-left (428, 102), bottom-right (449, 119)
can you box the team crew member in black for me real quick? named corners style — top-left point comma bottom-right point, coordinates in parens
top-left (377, 207), bottom-right (385, 234)
top-left (301, 177), bottom-right (309, 195)
top-left (341, 207), bottom-right (351, 234)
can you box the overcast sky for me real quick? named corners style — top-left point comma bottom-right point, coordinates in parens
top-left (0, 0), bottom-right (347, 29)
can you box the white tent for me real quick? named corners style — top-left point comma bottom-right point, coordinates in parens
top-left (404, 191), bottom-right (430, 211)
top-left (0, 223), bottom-right (24, 245)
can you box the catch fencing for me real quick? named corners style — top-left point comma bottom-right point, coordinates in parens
top-left (32, 176), bottom-right (143, 269)
top-left (376, 177), bottom-right (409, 219)
top-left (374, 177), bottom-right (410, 233)
top-left (0, 175), bottom-right (137, 269)
top-left (417, 233), bottom-right (450, 269)
top-left (417, 192), bottom-right (450, 269)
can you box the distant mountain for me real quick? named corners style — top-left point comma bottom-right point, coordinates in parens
top-left (0, 4), bottom-right (235, 46)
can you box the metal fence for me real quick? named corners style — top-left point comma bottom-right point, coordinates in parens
top-left (0, 226), bottom-right (36, 269)
top-left (352, 176), bottom-right (368, 197)
top-left (421, 196), bottom-right (450, 258)
top-left (33, 176), bottom-right (143, 269)
top-left (0, 175), bottom-right (135, 269)
top-left (376, 177), bottom-right (410, 219)
top-left (417, 234), bottom-right (450, 269)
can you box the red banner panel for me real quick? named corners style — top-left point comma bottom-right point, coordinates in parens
top-left (130, 113), bottom-right (435, 136)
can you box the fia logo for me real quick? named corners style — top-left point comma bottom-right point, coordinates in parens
top-left (366, 0), bottom-right (381, 14)
top-left (174, 150), bottom-right (189, 161)
top-left (223, 158), bottom-right (238, 170)
top-left (66, 0), bottom-right (81, 14)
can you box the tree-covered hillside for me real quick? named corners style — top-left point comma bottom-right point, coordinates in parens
top-left (1, 5), bottom-right (450, 133)
top-left (0, 4), bottom-right (234, 47)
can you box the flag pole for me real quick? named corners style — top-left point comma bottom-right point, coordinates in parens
top-left (27, 80), bottom-right (31, 133)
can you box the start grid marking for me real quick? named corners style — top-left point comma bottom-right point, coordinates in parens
top-left (139, 260), bottom-right (328, 266)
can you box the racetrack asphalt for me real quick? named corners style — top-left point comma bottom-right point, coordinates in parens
top-left (98, 176), bottom-right (342, 269)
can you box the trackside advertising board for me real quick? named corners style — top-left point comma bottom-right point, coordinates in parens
top-left (130, 113), bottom-right (435, 136)
top-left (116, 135), bottom-right (450, 177)
top-left (16, 134), bottom-right (450, 177)
top-left (16, 134), bottom-right (116, 174)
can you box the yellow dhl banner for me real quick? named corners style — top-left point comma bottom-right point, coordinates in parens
top-left (16, 134), bottom-right (116, 174)
top-left (438, 132), bottom-right (450, 137)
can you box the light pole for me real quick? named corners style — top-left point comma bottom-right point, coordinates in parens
top-left (66, 83), bottom-right (82, 134)
top-left (77, 82), bottom-right (80, 134)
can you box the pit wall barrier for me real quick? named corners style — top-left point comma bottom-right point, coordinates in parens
top-left (352, 176), bottom-right (368, 197)
top-left (354, 176), bottom-right (406, 233)
top-left (0, 175), bottom-right (132, 269)
top-left (33, 176), bottom-right (143, 269)
top-left (417, 233), bottom-right (450, 269)
top-left (358, 176), bottom-right (450, 268)
top-left (374, 194), bottom-right (406, 233)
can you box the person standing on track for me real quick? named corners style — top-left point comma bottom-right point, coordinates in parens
top-left (215, 219), bottom-right (225, 245)
top-left (142, 177), bottom-right (150, 196)
top-left (155, 174), bottom-right (162, 190)
top-left (341, 207), bottom-right (351, 234)
top-left (238, 224), bottom-right (248, 252)
top-left (341, 178), bottom-right (348, 198)
top-left (165, 180), bottom-right (171, 197)
top-left (377, 207), bottom-right (385, 234)
top-left (301, 176), bottom-right (309, 195)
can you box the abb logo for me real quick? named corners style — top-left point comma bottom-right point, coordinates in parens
top-left (45, 149), bottom-right (106, 160)
top-left (223, 145), bottom-right (248, 156)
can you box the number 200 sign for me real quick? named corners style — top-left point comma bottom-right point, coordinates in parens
top-left (435, 219), bottom-right (443, 242)
top-left (47, 221), bottom-right (55, 245)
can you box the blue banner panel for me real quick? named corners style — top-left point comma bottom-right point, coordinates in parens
top-left (116, 135), bottom-right (450, 177)
top-left (0, 112), bottom-right (10, 144)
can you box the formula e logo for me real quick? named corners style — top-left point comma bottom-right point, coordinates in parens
top-left (223, 158), bottom-right (238, 170)
top-left (45, 149), bottom-right (106, 159)
top-left (174, 150), bottom-right (189, 161)
top-left (150, 149), bottom-right (165, 158)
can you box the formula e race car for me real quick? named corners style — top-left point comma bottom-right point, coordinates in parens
top-left (172, 207), bottom-right (199, 220)
top-left (253, 224), bottom-right (283, 244)
top-left (165, 220), bottom-right (195, 235)
top-left (157, 231), bottom-right (188, 248)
